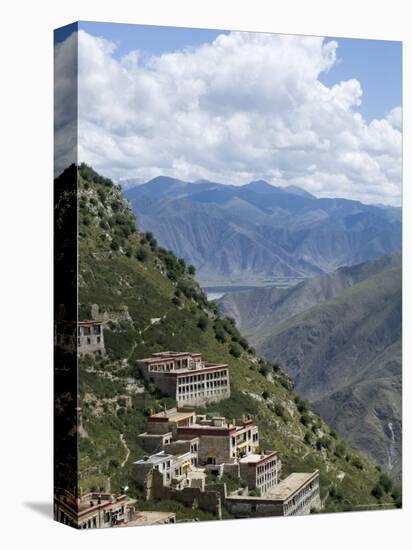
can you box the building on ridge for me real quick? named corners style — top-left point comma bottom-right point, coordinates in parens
top-left (137, 352), bottom-right (230, 406)
top-left (55, 320), bottom-right (105, 355)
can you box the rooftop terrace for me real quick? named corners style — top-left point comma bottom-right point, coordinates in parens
top-left (266, 471), bottom-right (319, 500)
top-left (239, 451), bottom-right (277, 464)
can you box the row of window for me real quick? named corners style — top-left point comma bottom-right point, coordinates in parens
top-left (285, 482), bottom-right (319, 512)
top-left (177, 370), bottom-right (228, 384)
top-left (148, 359), bottom-right (196, 372)
top-left (56, 334), bottom-right (102, 346)
top-left (286, 489), bottom-right (319, 515)
top-left (256, 459), bottom-right (277, 475)
top-left (258, 477), bottom-right (277, 494)
top-left (178, 388), bottom-right (229, 400)
top-left (257, 471), bottom-right (277, 487)
top-left (232, 429), bottom-right (258, 446)
top-left (177, 379), bottom-right (228, 393)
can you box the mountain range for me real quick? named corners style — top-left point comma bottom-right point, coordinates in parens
top-left (217, 252), bottom-right (402, 480)
top-left (69, 163), bottom-right (397, 516)
top-left (125, 176), bottom-right (401, 285)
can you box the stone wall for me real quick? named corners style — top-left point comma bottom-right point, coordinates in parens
top-left (137, 433), bottom-right (171, 453)
top-left (225, 496), bottom-right (284, 518)
top-left (151, 470), bottom-right (222, 518)
top-left (133, 463), bottom-right (154, 500)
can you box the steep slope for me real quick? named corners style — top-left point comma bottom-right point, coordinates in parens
top-left (75, 164), bottom-right (398, 518)
top-left (220, 261), bottom-right (402, 480)
top-left (125, 177), bottom-right (401, 285)
top-left (218, 251), bottom-right (401, 336)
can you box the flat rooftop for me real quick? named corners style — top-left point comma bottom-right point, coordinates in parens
top-left (266, 472), bottom-right (318, 500)
top-left (134, 452), bottom-right (173, 465)
top-left (150, 408), bottom-right (196, 423)
top-left (239, 451), bottom-right (277, 464)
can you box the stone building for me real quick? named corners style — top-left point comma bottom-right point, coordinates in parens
top-left (225, 470), bottom-right (321, 517)
top-left (176, 415), bottom-right (259, 465)
top-left (134, 451), bottom-right (174, 490)
top-left (55, 320), bottom-right (105, 355)
top-left (135, 407), bottom-right (320, 519)
top-left (133, 449), bottom-right (206, 497)
top-left (54, 490), bottom-right (135, 529)
top-left (140, 407), bottom-right (261, 466)
top-left (137, 351), bottom-right (230, 405)
top-left (239, 450), bottom-right (279, 495)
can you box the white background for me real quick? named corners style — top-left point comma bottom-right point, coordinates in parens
top-left (0, 1), bottom-right (409, 548)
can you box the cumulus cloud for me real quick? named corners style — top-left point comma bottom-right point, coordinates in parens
top-left (73, 30), bottom-right (402, 205)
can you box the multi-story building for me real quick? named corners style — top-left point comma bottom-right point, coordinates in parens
top-left (135, 407), bottom-right (320, 518)
top-left (134, 451), bottom-right (174, 489)
top-left (54, 490), bottom-right (135, 529)
top-left (55, 320), bottom-right (105, 355)
top-left (140, 407), bottom-right (260, 465)
top-left (137, 406), bottom-right (199, 459)
top-left (239, 450), bottom-right (280, 495)
top-left (134, 449), bottom-right (205, 493)
top-left (137, 351), bottom-right (230, 405)
top-left (176, 414), bottom-right (260, 464)
top-left (225, 470), bottom-right (321, 517)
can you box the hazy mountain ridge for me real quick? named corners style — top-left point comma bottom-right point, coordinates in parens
top-left (125, 177), bottom-right (401, 285)
top-left (218, 251), bottom-right (401, 335)
top-left (217, 253), bottom-right (402, 480)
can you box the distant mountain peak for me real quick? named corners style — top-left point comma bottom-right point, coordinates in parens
top-left (246, 180), bottom-right (280, 193)
top-left (146, 175), bottom-right (187, 187)
top-left (284, 185), bottom-right (316, 199)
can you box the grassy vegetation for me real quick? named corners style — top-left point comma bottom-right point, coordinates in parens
top-left (76, 164), bottom-right (399, 518)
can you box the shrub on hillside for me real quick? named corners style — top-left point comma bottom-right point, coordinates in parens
top-left (378, 473), bottom-right (393, 493)
top-left (351, 456), bottom-right (364, 470)
top-left (300, 413), bottom-right (311, 427)
top-left (371, 483), bottom-right (385, 499)
top-left (229, 343), bottom-right (242, 358)
top-left (274, 403), bottom-right (287, 421)
top-left (214, 324), bottom-right (226, 343)
top-left (304, 431), bottom-right (314, 445)
top-left (334, 443), bottom-right (346, 458)
top-left (258, 364), bottom-right (270, 377)
top-left (197, 316), bottom-right (209, 331)
top-left (136, 248), bottom-right (148, 262)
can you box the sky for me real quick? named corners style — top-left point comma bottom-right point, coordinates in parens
top-left (54, 22), bottom-right (402, 205)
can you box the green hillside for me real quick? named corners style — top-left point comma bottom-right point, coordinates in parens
top-left (76, 164), bottom-right (400, 518)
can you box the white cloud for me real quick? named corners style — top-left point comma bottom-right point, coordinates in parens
top-left (73, 30), bottom-right (402, 205)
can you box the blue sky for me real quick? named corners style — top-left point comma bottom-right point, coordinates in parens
top-left (55, 21), bottom-right (402, 204)
top-left (73, 21), bottom-right (402, 122)
top-left (321, 37), bottom-right (402, 121)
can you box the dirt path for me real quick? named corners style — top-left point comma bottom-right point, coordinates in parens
top-left (120, 433), bottom-right (130, 468)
